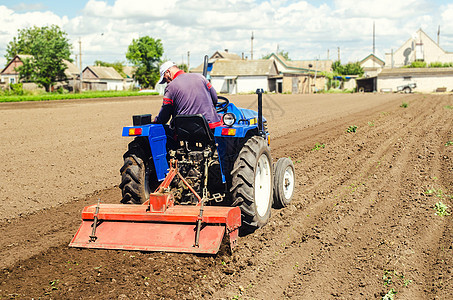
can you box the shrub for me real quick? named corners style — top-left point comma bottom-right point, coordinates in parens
top-left (429, 62), bottom-right (453, 68)
top-left (10, 83), bottom-right (25, 95)
top-left (404, 61), bottom-right (427, 68)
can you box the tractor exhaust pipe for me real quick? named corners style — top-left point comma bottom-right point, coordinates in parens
top-left (202, 55), bottom-right (209, 78)
top-left (256, 88), bottom-right (264, 135)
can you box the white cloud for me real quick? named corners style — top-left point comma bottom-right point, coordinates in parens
top-left (12, 3), bottom-right (47, 12)
top-left (441, 4), bottom-right (453, 34)
top-left (0, 0), bottom-right (452, 70)
top-left (333, 0), bottom-right (429, 19)
top-left (83, 0), bottom-right (177, 19)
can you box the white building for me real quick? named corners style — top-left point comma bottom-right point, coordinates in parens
top-left (385, 28), bottom-right (453, 68)
top-left (209, 59), bottom-right (279, 94)
top-left (82, 66), bottom-right (124, 91)
top-left (360, 54), bottom-right (385, 77)
top-left (378, 28), bottom-right (453, 93)
top-left (378, 68), bottom-right (453, 93)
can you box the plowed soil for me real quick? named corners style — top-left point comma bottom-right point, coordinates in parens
top-left (0, 93), bottom-right (452, 299)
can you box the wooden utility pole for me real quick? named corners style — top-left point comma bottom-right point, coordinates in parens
top-left (79, 38), bottom-right (83, 91)
top-left (251, 31), bottom-right (254, 60)
top-left (337, 47), bottom-right (340, 61)
top-left (437, 25), bottom-right (440, 45)
top-left (79, 38), bottom-right (82, 72)
top-left (373, 21), bottom-right (376, 69)
top-left (373, 21), bottom-right (375, 56)
top-left (187, 51), bottom-right (190, 70)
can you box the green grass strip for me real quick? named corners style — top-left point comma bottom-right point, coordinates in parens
top-left (0, 91), bottom-right (159, 103)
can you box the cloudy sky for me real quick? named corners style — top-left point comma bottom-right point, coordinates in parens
top-left (1, 0), bottom-right (453, 70)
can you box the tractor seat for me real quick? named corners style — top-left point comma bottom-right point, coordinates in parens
top-left (173, 114), bottom-right (215, 149)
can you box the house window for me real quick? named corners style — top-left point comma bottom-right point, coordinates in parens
top-left (9, 77), bottom-right (15, 84)
top-left (403, 76), bottom-right (411, 81)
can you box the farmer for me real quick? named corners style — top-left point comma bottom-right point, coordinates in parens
top-left (153, 61), bottom-right (221, 129)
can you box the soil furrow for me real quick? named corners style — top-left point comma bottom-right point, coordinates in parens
top-left (211, 97), bottom-right (423, 298)
top-left (279, 98), bottom-right (434, 298)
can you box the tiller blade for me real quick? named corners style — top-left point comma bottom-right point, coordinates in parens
top-left (69, 197), bottom-right (241, 254)
top-left (70, 159), bottom-right (241, 254)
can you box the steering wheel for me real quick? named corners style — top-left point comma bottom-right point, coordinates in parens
top-left (216, 96), bottom-right (230, 113)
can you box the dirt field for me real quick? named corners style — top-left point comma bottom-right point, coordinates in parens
top-left (0, 93), bottom-right (452, 299)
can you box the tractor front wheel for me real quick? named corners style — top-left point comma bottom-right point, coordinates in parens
top-left (273, 157), bottom-right (295, 208)
top-left (119, 138), bottom-right (158, 204)
top-left (231, 136), bottom-right (273, 233)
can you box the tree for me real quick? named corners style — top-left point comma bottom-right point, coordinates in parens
top-left (6, 25), bottom-right (72, 92)
top-left (177, 63), bottom-right (188, 72)
top-left (332, 60), bottom-right (342, 73)
top-left (262, 50), bottom-right (291, 61)
top-left (332, 60), bottom-right (364, 76)
top-left (126, 36), bottom-right (164, 88)
top-left (94, 60), bottom-right (127, 78)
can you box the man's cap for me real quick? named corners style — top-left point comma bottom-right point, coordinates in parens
top-left (158, 61), bottom-right (176, 84)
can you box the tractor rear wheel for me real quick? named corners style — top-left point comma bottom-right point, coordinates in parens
top-left (119, 137), bottom-right (158, 204)
top-left (231, 136), bottom-right (273, 233)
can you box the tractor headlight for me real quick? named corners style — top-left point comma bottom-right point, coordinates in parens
top-left (222, 113), bottom-right (236, 127)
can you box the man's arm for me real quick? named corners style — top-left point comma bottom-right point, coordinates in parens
top-left (153, 98), bottom-right (173, 124)
top-left (206, 80), bottom-right (218, 106)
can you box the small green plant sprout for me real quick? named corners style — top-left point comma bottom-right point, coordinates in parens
top-left (398, 273), bottom-right (412, 287)
top-left (382, 288), bottom-right (397, 300)
top-left (347, 125), bottom-right (358, 133)
top-left (434, 201), bottom-right (450, 216)
top-left (445, 141), bottom-right (453, 146)
top-left (404, 279), bottom-right (412, 287)
top-left (383, 270), bottom-right (394, 286)
top-left (311, 143), bottom-right (326, 151)
top-left (368, 121), bottom-right (375, 127)
top-left (50, 279), bottom-right (59, 290)
top-left (425, 188), bottom-right (452, 199)
top-left (400, 102), bottom-right (409, 108)
top-left (445, 105), bottom-right (453, 110)
top-left (426, 188), bottom-right (435, 195)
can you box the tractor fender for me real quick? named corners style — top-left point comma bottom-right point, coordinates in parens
top-left (122, 124), bottom-right (169, 181)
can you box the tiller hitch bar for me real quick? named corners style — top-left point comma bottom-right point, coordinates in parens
top-left (69, 160), bottom-right (241, 254)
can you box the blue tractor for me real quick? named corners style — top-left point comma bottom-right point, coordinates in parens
top-left (70, 62), bottom-right (295, 254)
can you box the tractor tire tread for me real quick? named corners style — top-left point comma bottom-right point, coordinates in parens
top-left (119, 138), bottom-right (150, 204)
top-left (230, 136), bottom-right (272, 232)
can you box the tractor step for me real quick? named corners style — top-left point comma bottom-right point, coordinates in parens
top-left (69, 203), bottom-right (241, 254)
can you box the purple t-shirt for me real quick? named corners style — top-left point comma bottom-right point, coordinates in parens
top-left (154, 71), bottom-right (221, 125)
